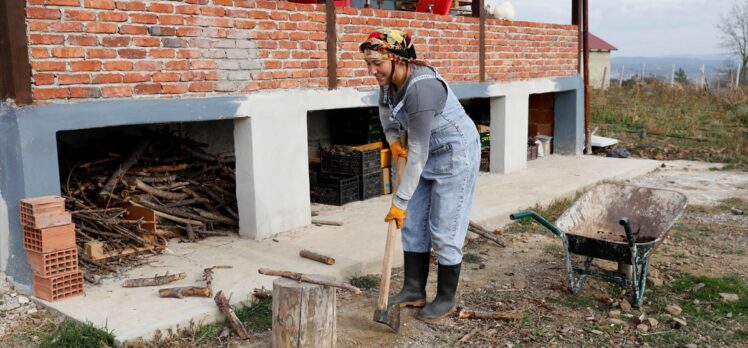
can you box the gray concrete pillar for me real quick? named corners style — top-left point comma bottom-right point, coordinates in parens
top-left (489, 94), bottom-right (529, 173)
top-left (553, 89), bottom-right (584, 155)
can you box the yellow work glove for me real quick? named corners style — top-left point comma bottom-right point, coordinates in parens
top-left (384, 204), bottom-right (406, 229)
top-left (390, 141), bottom-right (408, 161)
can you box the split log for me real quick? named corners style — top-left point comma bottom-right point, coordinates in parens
top-left (139, 163), bottom-right (190, 174)
top-left (134, 179), bottom-right (189, 200)
top-left (258, 268), bottom-right (361, 294)
top-left (158, 286), bottom-right (212, 298)
top-left (272, 276), bottom-right (336, 348)
top-left (458, 310), bottom-right (523, 321)
top-left (468, 220), bottom-right (506, 247)
top-left (253, 287), bottom-right (272, 299)
top-left (130, 174), bottom-right (177, 183)
top-left (185, 224), bottom-right (197, 242)
top-left (214, 290), bottom-right (249, 340)
top-left (299, 249), bottom-right (335, 265)
top-left (122, 272), bottom-right (187, 288)
top-left (311, 219), bottom-right (343, 226)
top-left (99, 141), bottom-right (149, 197)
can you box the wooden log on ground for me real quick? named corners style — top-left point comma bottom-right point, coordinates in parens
top-left (122, 272), bottom-right (187, 288)
top-left (272, 276), bottom-right (336, 348)
top-left (300, 250), bottom-right (335, 265)
top-left (99, 140), bottom-right (149, 197)
top-left (258, 268), bottom-right (360, 294)
top-left (185, 224), bottom-right (197, 242)
top-left (158, 286), bottom-right (212, 299)
top-left (214, 290), bottom-right (249, 340)
top-left (253, 287), bottom-right (272, 299)
top-left (311, 219), bottom-right (343, 226)
top-left (468, 220), bottom-right (506, 247)
top-left (458, 310), bottom-right (523, 321)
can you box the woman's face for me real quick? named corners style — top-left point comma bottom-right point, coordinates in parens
top-left (364, 58), bottom-right (393, 86)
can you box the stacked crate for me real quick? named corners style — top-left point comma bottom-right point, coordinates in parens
top-left (19, 196), bottom-right (83, 301)
top-left (317, 145), bottom-right (383, 204)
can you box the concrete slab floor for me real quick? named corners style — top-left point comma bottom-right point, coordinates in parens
top-left (37, 155), bottom-right (661, 342)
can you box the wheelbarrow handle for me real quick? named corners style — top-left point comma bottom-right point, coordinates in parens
top-left (619, 218), bottom-right (636, 247)
top-left (510, 210), bottom-right (564, 238)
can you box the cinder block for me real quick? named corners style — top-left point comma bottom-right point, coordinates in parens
top-left (217, 60), bottom-right (240, 70)
top-left (27, 247), bottom-right (79, 278)
top-left (215, 81), bottom-right (239, 92)
top-left (225, 49), bottom-right (249, 59)
top-left (32, 271), bottom-right (84, 302)
top-left (228, 70), bottom-right (251, 81)
top-left (23, 223), bottom-right (76, 253)
top-left (20, 211), bottom-right (72, 229)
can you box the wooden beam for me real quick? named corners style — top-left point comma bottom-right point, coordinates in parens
top-left (478, 0), bottom-right (485, 82)
top-left (325, 0), bottom-right (337, 90)
top-left (2, 0), bottom-right (32, 105)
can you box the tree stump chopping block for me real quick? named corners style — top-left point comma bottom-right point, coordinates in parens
top-left (272, 276), bottom-right (336, 348)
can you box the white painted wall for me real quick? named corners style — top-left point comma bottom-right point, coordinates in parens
top-left (590, 50), bottom-right (612, 90)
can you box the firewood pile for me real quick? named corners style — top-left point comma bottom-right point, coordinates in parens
top-left (59, 131), bottom-right (239, 275)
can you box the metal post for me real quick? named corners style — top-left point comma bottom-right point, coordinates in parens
top-left (583, 0), bottom-right (591, 155)
top-left (325, 0), bottom-right (337, 90)
top-left (0, 0), bottom-right (32, 104)
top-left (479, 0), bottom-right (485, 82)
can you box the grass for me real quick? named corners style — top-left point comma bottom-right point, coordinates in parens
top-left (592, 83), bottom-right (748, 170)
top-left (348, 274), bottom-right (379, 290)
top-left (192, 322), bottom-right (221, 343)
top-left (39, 319), bottom-right (115, 348)
top-left (462, 252), bottom-right (484, 264)
top-left (234, 297), bottom-right (273, 333)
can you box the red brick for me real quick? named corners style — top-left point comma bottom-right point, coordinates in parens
top-left (175, 49), bottom-right (199, 58)
top-left (119, 24), bottom-right (148, 35)
top-left (133, 37), bottom-right (160, 47)
top-left (103, 61), bottom-right (133, 71)
top-left (27, 21), bottom-right (50, 32)
top-left (50, 22), bottom-right (84, 32)
top-left (176, 27), bottom-right (202, 37)
top-left (200, 6), bottom-right (225, 17)
top-left (30, 34), bottom-right (64, 45)
top-left (188, 82), bottom-right (214, 92)
top-left (147, 3), bottom-right (173, 12)
top-left (58, 74), bottom-right (90, 85)
top-left (270, 12), bottom-right (288, 21)
top-left (118, 48), bottom-right (146, 59)
top-left (130, 13), bottom-right (158, 24)
top-left (214, 0), bottom-right (233, 5)
top-left (115, 1), bottom-right (145, 11)
top-left (134, 61), bottom-right (162, 71)
top-left (189, 60), bottom-right (215, 69)
top-left (158, 14), bottom-right (184, 25)
top-left (27, 8), bottom-right (61, 19)
top-left (134, 83), bottom-right (162, 94)
top-left (27, 248), bottom-right (78, 277)
top-left (247, 10), bottom-right (268, 19)
top-left (30, 48), bottom-right (49, 58)
top-left (279, 80), bottom-right (300, 89)
top-left (150, 48), bottom-right (175, 58)
top-left (70, 60), bottom-right (101, 71)
top-left (63, 9), bottom-right (95, 21)
top-left (101, 36), bottom-right (129, 47)
top-left (34, 73), bottom-right (55, 85)
top-left (98, 12), bottom-right (128, 22)
top-left (47, 0), bottom-right (80, 5)
top-left (86, 22), bottom-right (117, 33)
top-left (32, 271), bottom-right (83, 301)
top-left (92, 73), bottom-right (122, 83)
top-left (83, 0), bottom-right (115, 9)
top-left (123, 72), bottom-right (151, 83)
top-left (162, 84), bottom-right (189, 94)
top-left (235, 20), bottom-right (256, 29)
top-left (148, 26), bottom-right (176, 36)
top-left (165, 60), bottom-right (189, 70)
top-left (33, 87), bottom-right (69, 99)
top-left (86, 48), bottom-right (117, 58)
top-left (68, 35), bottom-right (98, 46)
top-left (151, 72), bottom-right (180, 82)
top-left (70, 86), bottom-right (101, 98)
top-left (101, 85), bottom-right (131, 97)
top-left (185, 0), bottom-right (208, 4)
top-left (255, 1), bottom-right (277, 10)
top-left (175, 5), bottom-right (199, 14)
top-left (51, 47), bottom-right (85, 58)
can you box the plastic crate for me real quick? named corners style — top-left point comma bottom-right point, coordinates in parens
top-left (320, 146), bottom-right (381, 175)
top-left (27, 247), bottom-right (79, 278)
top-left (360, 171), bottom-right (383, 200)
top-left (310, 174), bottom-right (359, 206)
top-left (32, 271), bottom-right (84, 302)
top-left (23, 223), bottom-right (76, 253)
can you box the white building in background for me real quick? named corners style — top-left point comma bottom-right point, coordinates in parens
top-left (588, 33), bottom-right (618, 90)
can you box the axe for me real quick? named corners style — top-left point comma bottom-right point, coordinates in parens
top-left (373, 136), bottom-right (407, 332)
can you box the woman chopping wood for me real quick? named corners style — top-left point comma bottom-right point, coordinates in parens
top-left (360, 29), bottom-right (481, 323)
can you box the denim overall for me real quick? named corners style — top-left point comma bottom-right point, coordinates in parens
top-left (386, 70), bottom-right (481, 266)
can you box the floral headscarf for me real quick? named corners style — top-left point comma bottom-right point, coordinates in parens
top-left (359, 29), bottom-right (424, 64)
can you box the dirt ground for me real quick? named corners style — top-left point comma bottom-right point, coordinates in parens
top-left (0, 160), bottom-right (746, 347)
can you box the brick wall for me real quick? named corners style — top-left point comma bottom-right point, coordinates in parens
top-left (25, 1), bottom-right (579, 102)
top-left (528, 92), bottom-right (555, 137)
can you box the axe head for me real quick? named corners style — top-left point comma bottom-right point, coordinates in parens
top-left (373, 304), bottom-right (401, 333)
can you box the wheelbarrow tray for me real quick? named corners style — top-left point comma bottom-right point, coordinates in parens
top-left (558, 184), bottom-right (688, 264)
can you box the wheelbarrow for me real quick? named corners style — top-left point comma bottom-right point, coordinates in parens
top-left (510, 183), bottom-right (688, 307)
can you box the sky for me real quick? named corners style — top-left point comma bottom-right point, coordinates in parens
top-left (512, 0), bottom-right (736, 57)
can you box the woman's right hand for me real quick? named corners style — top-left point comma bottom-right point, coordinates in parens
top-left (390, 141), bottom-right (408, 160)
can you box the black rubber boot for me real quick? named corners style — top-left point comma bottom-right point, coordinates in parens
top-left (388, 251), bottom-right (430, 308)
top-left (416, 262), bottom-right (461, 323)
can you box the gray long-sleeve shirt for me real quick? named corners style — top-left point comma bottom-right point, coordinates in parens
top-left (379, 65), bottom-right (448, 209)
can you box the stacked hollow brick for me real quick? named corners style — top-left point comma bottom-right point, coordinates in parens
top-left (19, 196), bottom-right (84, 302)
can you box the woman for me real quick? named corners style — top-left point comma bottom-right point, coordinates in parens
top-left (360, 29), bottom-right (481, 323)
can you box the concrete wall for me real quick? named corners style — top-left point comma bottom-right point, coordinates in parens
top-left (0, 74), bottom-right (582, 287)
top-left (590, 50), bottom-right (612, 90)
